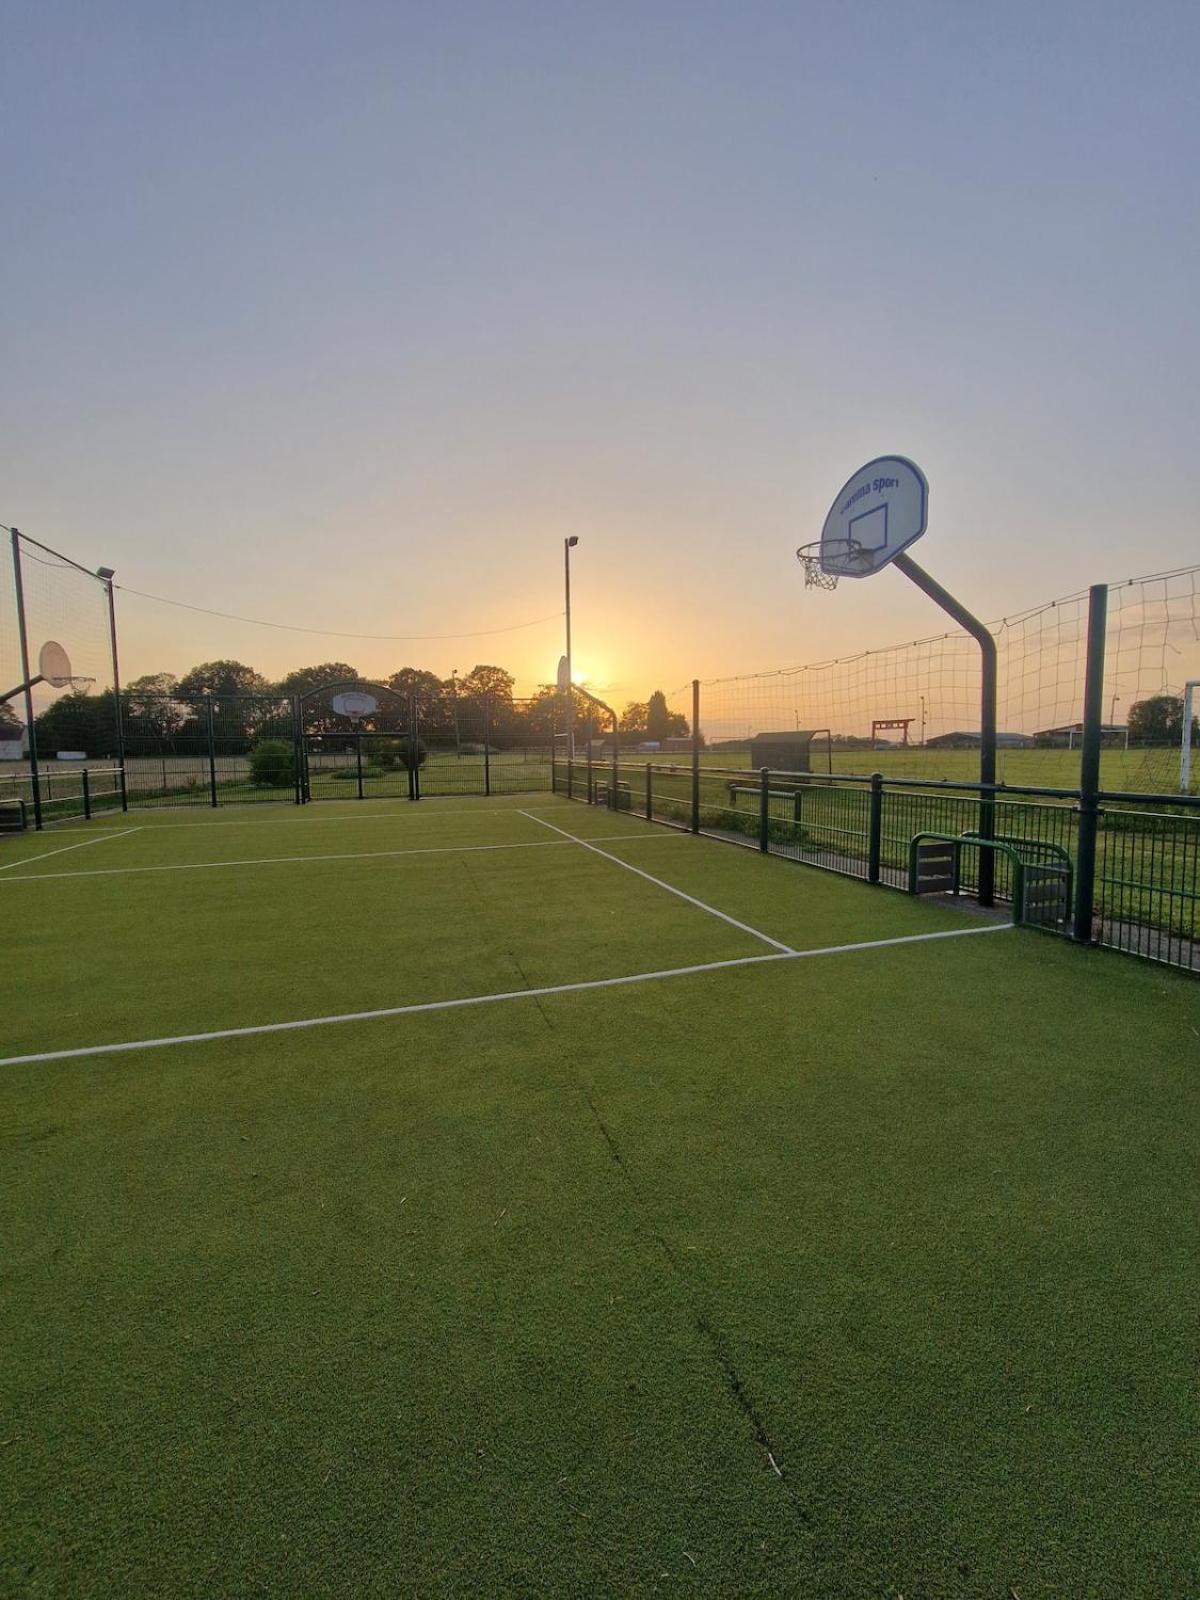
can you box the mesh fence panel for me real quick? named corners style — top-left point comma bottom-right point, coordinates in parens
top-left (1, 532), bottom-right (120, 822)
top-left (670, 564), bottom-right (1200, 793)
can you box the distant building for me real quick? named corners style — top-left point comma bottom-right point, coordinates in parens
top-left (1033, 723), bottom-right (1126, 748)
top-left (924, 731), bottom-right (1035, 750)
top-left (748, 730), bottom-right (831, 772)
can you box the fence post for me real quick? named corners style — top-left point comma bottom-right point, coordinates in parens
top-left (10, 529), bottom-right (43, 830)
top-left (82, 767), bottom-right (91, 820)
top-left (867, 772), bottom-right (883, 884)
top-left (759, 767), bottom-right (770, 853)
top-left (610, 714), bottom-right (619, 811)
top-left (205, 695), bottom-right (218, 808)
top-left (410, 696), bottom-right (421, 801)
top-left (1072, 584), bottom-right (1107, 943)
top-left (355, 732), bottom-right (364, 800)
top-left (645, 761), bottom-right (653, 821)
top-left (483, 697), bottom-right (492, 797)
top-left (292, 697), bottom-right (303, 804)
top-left (586, 733), bottom-right (594, 804)
top-left (691, 679), bottom-right (701, 834)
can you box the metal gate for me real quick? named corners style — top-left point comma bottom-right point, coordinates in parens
top-left (296, 683), bottom-right (555, 802)
top-left (299, 681), bottom-right (416, 802)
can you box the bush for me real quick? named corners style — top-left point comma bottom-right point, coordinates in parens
top-left (249, 739), bottom-right (295, 789)
top-left (369, 739), bottom-right (428, 771)
top-left (399, 736), bottom-right (427, 771)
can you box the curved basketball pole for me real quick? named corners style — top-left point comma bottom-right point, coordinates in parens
top-left (569, 683), bottom-right (621, 810)
top-left (0, 673), bottom-right (47, 706)
top-left (892, 552), bottom-right (998, 907)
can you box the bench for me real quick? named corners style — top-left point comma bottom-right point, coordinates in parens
top-left (908, 832), bottom-right (1072, 927)
top-left (593, 780), bottom-right (633, 812)
top-left (726, 783), bottom-right (804, 823)
top-left (0, 800), bottom-right (27, 833)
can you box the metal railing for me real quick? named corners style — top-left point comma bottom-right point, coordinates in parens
top-left (555, 756), bottom-right (1200, 978)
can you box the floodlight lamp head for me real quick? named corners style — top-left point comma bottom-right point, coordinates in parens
top-left (95, 566), bottom-right (116, 580)
top-left (566, 536), bottom-right (579, 548)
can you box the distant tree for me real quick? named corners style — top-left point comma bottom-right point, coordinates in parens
top-left (1128, 694), bottom-right (1192, 744)
top-left (177, 660), bottom-right (272, 699)
top-left (458, 664), bottom-right (515, 705)
top-left (645, 690), bottom-right (688, 743)
top-left (33, 691), bottom-right (118, 758)
top-left (509, 685), bottom-right (561, 738)
top-left (387, 667), bottom-right (446, 712)
top-left (277, 662), bottom-right (361, 699)
top-left (0, 701), bottom-right (24, 740)
top-left (124, 673), bottom-right (188, 740)
top-left (620, 702), bottom-right (649, 735)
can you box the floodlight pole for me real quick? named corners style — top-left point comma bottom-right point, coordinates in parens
top-left (893, 552), bottom-right (997, 906)
top-left (96, 567), bottom-right (127, 811)
top-left (10, 528), bottom-right (42, 830)
top-left (564, 536), bottom-right (578, 754)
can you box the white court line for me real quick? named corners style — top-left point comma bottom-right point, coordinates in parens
top-left (0, 831), bottom-right (686, 884)
top-left (107, 805), bottom-right (573, 831)
top-left (519, 810), bottom-right (795, 954)
top-left (0, 924), bottom-right (1010, 1068)
top-left (0, 827), bottom-right (141, 874)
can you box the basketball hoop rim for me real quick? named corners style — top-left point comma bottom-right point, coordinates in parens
top-left (796, 538), bottom-right (871, 591)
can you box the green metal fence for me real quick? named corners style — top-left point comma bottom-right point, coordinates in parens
top-left (558, 754), bottom-right (1200, 977)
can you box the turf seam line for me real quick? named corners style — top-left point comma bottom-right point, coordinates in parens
top-left (0, 827), bottom-right (141, 873)
top-left (581, 1087), bottom-right (808, 1512)
top-left (518, 809), bottom-right (796, 953)
top-left (0, 832), bottom-right (686, 883)
top-left (0, 924), bottom-right (1009, 1068)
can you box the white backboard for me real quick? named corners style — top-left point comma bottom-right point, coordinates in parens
top-left (556, 656), bottom-right (571, 692)
top-left (820, 457), bottom-right (928, 578)
top-left (331, 690), bottom-right (378, 721)
top-left (39, 640), bottom-right (74, 687)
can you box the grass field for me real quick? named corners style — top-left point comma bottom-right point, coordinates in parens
top-left (613, 743), bottom-right (1195, 794)
top-left (2, 796), bottom-right (1197, 1596)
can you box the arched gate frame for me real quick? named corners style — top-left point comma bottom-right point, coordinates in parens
top-left (298, 681), bottom-right (418, 802)
top-left (297, 682), bottom-right (555, 801)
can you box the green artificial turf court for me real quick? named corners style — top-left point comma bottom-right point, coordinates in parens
top-left (1, 794), bottom-right (1196, 1596)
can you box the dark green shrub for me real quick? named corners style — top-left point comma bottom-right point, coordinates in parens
top-left (396, 736), bottom-right (427, 771)
top-left (249, 739), bottom-right (295, 789)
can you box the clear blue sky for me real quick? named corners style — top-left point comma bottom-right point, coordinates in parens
top-left (4, 1), bottom-right (1198, 699)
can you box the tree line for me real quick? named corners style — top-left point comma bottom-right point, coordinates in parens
top-left (17, 658), bottom-right (690, 757)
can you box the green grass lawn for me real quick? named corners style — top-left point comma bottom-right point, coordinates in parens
top-left (2, 795), bottom-right (1196, 1596)
top-left (612, 742), bottom-right (1194, 794)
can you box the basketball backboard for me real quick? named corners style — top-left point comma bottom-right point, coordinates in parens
top-left (818, 456), bottom-right (928, 578)
top-left (39, 641), bottom-right (75, 688)
top-left (331, 690), bottom-right (377, 723)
